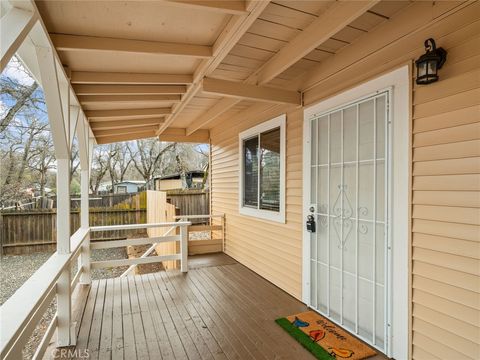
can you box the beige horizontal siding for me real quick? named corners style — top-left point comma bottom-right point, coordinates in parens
top-left (211, 106), bottom-right (303, 298)
top-left (411, 9), bottom-right (480, 358)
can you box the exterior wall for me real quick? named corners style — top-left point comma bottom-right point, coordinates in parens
top-left (211, 106), bottom-right (303, 297)
top-left (158, 179), bottom-right (183, 191)
top-left (210, 2), bottom-right (479, 358)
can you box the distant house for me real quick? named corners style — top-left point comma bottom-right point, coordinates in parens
top-left (113, 180), bottom-right (146, 194)
top-left (154, 171), bottom-right (205, 191)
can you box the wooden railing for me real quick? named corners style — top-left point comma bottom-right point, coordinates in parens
top-left (0, 227), bottom-right (90, 360)
top-left (175, 214), bottom-right (225, 255)
top-left (90, 221), bottom-right (191, 272)
top-left (0, 221), bottom-right (190, 360)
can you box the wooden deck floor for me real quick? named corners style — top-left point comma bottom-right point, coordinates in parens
top-left (73, 255), bottom-right (314, 360)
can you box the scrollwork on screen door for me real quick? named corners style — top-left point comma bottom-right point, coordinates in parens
top-left (318, 184), bottom-right (370, 250)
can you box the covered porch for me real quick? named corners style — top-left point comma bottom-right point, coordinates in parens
top-left (2, 0), bottom-right (478, 359)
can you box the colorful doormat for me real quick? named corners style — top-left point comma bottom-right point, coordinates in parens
top-left (276, 311), bottom-right (377, 360)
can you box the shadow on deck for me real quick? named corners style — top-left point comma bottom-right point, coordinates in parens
top-left (57, 254), bottom-right (314, 359)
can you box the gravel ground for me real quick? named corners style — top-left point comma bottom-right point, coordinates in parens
top-left (0, 247), bottom-right (128, 359)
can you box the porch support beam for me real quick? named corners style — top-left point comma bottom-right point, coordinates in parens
top-left (159, 128), bottom-right (210, 143)
top-left (85, 108), bottom-right (171, 121)
top-left (0, 6), bottom-right (37, 72)
top-left (94, 125), bottom-right (160, 138)
top-left (77, 121), bottom-right (94, 289)
top-left (36, 44), bottom-right (75, 347)
top-left (89, 118), bottom-right (164, 130)
top-left (50, 33), bottom-right (212, 58)
top-left (157, 0), bottom-right (270, 135)
top-left (70, 71), bottom-right (193, 85)
top-left (69, 105), bottom-right (80, 150)
top-left (72, 84), bottom-right (187, 95)
top-left (256, 0), bottom-right (380, 84)
top-left (78, 94), bottom-right (181, 104)
top-left (186, 98), bottom-right (240, 135)
top-left (162, 0), bottom-right (247, 15)
top-left (202, 77), bottom-right (301, 104)
top-left (184, 0), bottom-right (379, 133)
top-left (96, 131), bottom-right (157, 144)
top-left (35, 46), bottom-right (68, 158)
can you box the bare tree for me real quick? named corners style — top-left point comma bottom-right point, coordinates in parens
top-left (128, 139), bottom-right (175, 187)
top-left (89, 149), bottom-right (109, 194)
top-left (28, 135), bottom-right (56, 197)
top-left (115, 143), bottom-right (133, 182)
top-left (0, 57), bottom-right (44, 133)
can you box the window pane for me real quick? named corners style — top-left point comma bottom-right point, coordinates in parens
top-left (243, 136), bottom-right (259, 207)
top-left (259, 127), bottom-right (280, 212)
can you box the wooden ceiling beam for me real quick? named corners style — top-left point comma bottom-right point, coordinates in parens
top-left (162, 0), bottom-right (247, 15)
top-left (256, 0), bottom-right (380, 84)
top-left (95, 128), bottom-right (209, 144)
top-left (51, 33), bottom-right (212, 58)
top-left (95, 130), bottom-right (157, 144)
top-left (85, 108), bottom-right (171, 121)
top-left (185, 0), bottom-right (378, 134)
top-left (78, 94), bottom-right (181, 104)
top-left (186, 98), bottom-right (240, 135)
top-left (73, 84), bottom-right (187, 95)
top-left (202, 77), bottom-right (301, 104)
top-left (159, 128), bottom-right (210, 143)
top-left (157, 0), bottom-right (271, 135)
top-left (89, 118), bottom-right (164, 130)
top-left (70, 71), bottom-right (193, 85)
top-left (94, 125), bottom-right (159, 138)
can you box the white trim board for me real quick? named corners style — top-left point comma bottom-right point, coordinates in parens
top-left (238, 114), bottom-right (286, 223)
top-left (302, 66), bottom-right (409, 360)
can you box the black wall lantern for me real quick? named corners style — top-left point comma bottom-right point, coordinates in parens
top-left (415, 38), bottom-right (447, 85)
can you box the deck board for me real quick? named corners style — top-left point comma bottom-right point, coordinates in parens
top-left (70, 255), bottom-right (315, 360)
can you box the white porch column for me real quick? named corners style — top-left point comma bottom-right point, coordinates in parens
top-left (36, 45), bottom-right (74, 347)
top-left (56, 158), bottom-right (73, 347)
top-left (77, 113), bottom-right (92, 285)
top-left (78, 168), bottom-right (91, 284)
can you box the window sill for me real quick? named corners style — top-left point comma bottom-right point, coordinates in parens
top-left (239, 206), bottom-right (285, 224)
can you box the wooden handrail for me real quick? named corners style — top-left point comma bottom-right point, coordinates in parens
top-left (174, 214), bottom-right (224, 219)
top-left (0, 227), bottom-right (89, 360)
top-left (90, 221), bottom-right (190, 231)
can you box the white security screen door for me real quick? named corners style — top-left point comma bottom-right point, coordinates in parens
top-left (307, 91), bottom-right (391, 353)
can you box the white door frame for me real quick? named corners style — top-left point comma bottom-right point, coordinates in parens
top-left (302, 66), bottom-right (409, 359)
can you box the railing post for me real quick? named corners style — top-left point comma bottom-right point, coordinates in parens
top-left (79, 169), bottom-right (91, 284)
top-left (180, 223), bottom-right (188, 272)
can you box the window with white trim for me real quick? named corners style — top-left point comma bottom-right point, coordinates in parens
top-left (239, 114), bottom-right (286, 223)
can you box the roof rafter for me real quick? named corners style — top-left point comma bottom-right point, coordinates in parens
top-left (89, 118), bottom-right (164, 130)
top-left (85, 108), bottom-right (171, 121)
top-left (158, 128), bottom-right (210, 143)
top-left (96, 130), bottom-right (157, 144)
top-left (51, 33), bottom-right (212, 58)
top-left (156, 0), bottom-right (271, 136)
top-left (185, 0), bottom-right (379, 134)
top-left (256, 0), bottom-right (381, 84)
top-left (78, 94), bottom-right (181, 104)
top-left (162, 0), bottom-right (247, 15)
top-left (73, 84), bottom-right (186, 95)
top-left (202, 77), bottom-right (301, 104)
top-left (94, 125), bottom-right (159, 138)
top-left (70, 71), bottom-right (193, 85)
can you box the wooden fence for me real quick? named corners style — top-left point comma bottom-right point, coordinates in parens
top-left (166, 189), bottom-right (209, 224)
top-left (0, 190), bottom-right (209, 255)
top-left (0, 209), bottom-right (146, 255)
